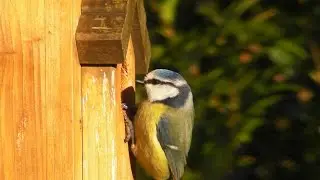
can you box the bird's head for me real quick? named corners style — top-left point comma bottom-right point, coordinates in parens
top-left (139, 69), bottom-right (193, 108)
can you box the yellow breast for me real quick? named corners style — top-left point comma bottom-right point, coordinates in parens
top-left (134, 101), bottom-right (170, 180)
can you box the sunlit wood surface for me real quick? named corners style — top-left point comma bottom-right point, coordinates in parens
top-left (0, 0), bottom-right (82, 179)
top-left (0, 0), bottom-right (149, 179)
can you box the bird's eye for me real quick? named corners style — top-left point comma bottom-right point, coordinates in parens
top-left (145, 79), bottom-right (162, 85)
top-left (151, 79), bottom-right (161, 84)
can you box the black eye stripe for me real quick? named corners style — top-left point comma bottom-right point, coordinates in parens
top-left (144, 78), bottom-right (177, 87)
top-left (145, 79), bottom-right (161, 84)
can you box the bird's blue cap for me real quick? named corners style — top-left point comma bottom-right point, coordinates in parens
top-left (148, 69), bottom-right (184, 81)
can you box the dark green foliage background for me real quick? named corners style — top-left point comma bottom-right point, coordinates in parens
top-left (138, 0), bottom-right (320, 179)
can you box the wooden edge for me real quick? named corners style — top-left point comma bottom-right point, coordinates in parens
top-left (120, 34), bottom-right (136, 178)
top-left (75, 0), bottom-right (135, 65)
top-left (132, 0), bottom-right (151, 74)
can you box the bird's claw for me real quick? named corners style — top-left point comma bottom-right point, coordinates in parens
top-left (121, 103), bottom-right (128, 110)
top-left (122, 103), bottom-right (135, 144)
top-left (131, 143), bottom-right (137, 156)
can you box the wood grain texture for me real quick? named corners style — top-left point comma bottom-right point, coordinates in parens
top-left (0, 0), bottom-right (82, 179)
top-left (132, 0), bottom-right (151, 74)
top-left (76, 0), bottom-right (135, 65)
top-left (82, 67), bottom-right (133, 180)
top-left (1, 0), bottom-right (150, 179)
top-left (120, 34), bottom-right (136, 178)
top-left (121, 35), bottom-right (136, 104)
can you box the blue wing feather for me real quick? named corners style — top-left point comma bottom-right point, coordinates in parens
top-left (157, 114), bottom-right (190, 180)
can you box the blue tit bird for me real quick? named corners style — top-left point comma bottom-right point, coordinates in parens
top-left (130, 69), bottom-right (194, 180)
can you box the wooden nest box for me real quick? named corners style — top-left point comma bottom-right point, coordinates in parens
top-left (0, 0), bottom-right (151, 179)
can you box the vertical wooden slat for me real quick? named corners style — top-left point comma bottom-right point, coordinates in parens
top-left (72, 0), bottom-right (83, 180)
top-left (72, 1), bottom-right (83, 178)
top-left (0, 2), bottom-right (17, 179)
top-left (45, 0), bottom-right (59, 178)
top-left (119, 34), bottom-right (136, 179)
top-left (133, 0), bottom-right (151, 74)
top-left (73, 53), bottom-right (82, 180)
top-left (0, 56), bottom-right (16, 180)
top-left (81, 66), bottom-right (133, 180)
top-left (82, 67), bottom-right (119, 180)
top-left (0, 0), bottom-right (82, 180)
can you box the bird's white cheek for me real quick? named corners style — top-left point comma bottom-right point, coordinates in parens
top-left (145, 84), bottom-right (179, 102)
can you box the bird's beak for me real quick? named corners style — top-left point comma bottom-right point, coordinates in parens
top-left (136, 80), bottom-right (144, 84)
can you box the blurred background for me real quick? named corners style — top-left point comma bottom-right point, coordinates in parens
top-left (136, 0), bottom-right (320, 179)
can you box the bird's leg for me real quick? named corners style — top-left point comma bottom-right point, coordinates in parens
top-left (122, 103), bottom-right (138, 156)
top-left (122, 103), bottom-right (134, 143)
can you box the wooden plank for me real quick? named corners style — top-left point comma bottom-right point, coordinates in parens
top-left (76, 0), bottom-right (135, 65)
top-left (1, 0), bottom-right (151, 179)
top-left (118, 34), bottom-right (136, 179)
top-left (80, 36), bottom-right (137, 179)
top-left (132, 0), bottom-right (151, 74)
top-left (0, 0), bottom-right (82, 179)
top-left (72, 1), bottom-right (83, 180)
top-left (0, 56), bottom-right (16, 180)
top-left (82, 67), bottom-right (128, 179)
